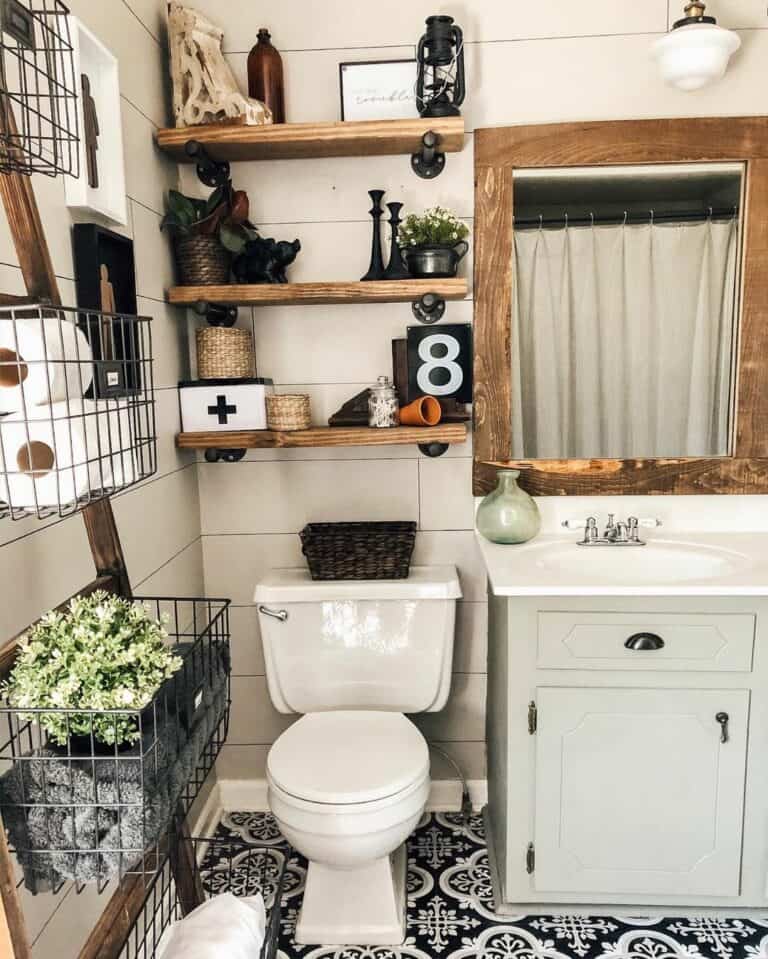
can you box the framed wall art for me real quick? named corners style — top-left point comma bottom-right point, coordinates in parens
top-left (339, 59), bottom-right (418, 121)
top-left (406, 324), bottom-right (472, 404)
top-left (73, 223), bottom-right (139, 398)
top-left (65, 17), bottom-right (127, 225)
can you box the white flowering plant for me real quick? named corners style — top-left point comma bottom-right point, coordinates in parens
top-left (2, 592), bottom-right (183, 747)
top-left (398, 206), bottom-right (469, 248)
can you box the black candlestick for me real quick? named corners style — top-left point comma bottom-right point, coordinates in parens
top-left (361, 189), bottom-right (386, 281)
top-left (383, 201), bottom-right (411, 281)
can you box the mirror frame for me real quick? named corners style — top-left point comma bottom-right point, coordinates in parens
top-left (473, 117), bottom-right (768, 496)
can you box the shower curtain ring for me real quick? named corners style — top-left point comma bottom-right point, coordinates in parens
top-left (623, 211), bottom-right (628, 226)
top-left (564, 212), bottom-right (569, 229)
top-left (649, 209), bottom-right (654, 225)
top-left (589, 212), bottom-right (594, 227)
top-left (539, 214), bottom-right (543, 231)
top-left (708, 206), bottom-right (714, 220)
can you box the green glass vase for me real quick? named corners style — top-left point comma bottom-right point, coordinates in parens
top-left (476, 470), bottom-right (541, 545)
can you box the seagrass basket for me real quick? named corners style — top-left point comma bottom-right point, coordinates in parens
top-left (196, 327), bottom-right (255, 379)
top-left (266, 393), bottom-right (311, 431)
top-left (175, 236), bottom-right (231, 286)
top-left (300, 521), bottom-right (417, 580)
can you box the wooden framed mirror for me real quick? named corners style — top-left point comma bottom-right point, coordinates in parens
top-left (473, 117), bottom-right (768, 496)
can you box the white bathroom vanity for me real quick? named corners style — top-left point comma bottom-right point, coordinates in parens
top-left (480, 525), bottom-right (768, 915)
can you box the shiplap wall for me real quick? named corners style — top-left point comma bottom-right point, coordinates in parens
top-left (179, 0), bottom-right (768, 792)
top-left (2, 1), bottom-right (203, 955)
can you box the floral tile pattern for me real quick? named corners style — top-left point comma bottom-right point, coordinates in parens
top-left (204, 811), bottom-right (768, 959)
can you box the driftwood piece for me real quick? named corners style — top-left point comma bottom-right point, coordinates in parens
top-left (167, 3), bottom-right (272, 128)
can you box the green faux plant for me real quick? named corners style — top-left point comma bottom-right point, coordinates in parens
top-left (2, 592), bottom-right (183, 748)
top-left (160, 182), bottom-right (259, 255)
top-left (398, 206), bottom-right (470, 248)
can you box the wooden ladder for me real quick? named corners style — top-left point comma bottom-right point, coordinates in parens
top-left (0, 107), bottom-right (205, 959)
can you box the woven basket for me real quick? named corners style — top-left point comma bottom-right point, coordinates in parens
top-left (196, 326), bottom-right (255, 379)
top-left (266, 393), bottom-right (311, 431)
top-left (175, 235), bottom-right (231, 286)
top-left (300, 522), bottom-right (417, 581)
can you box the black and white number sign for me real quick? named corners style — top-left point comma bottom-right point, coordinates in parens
top-left (406, 324), bottom-right (472, 404)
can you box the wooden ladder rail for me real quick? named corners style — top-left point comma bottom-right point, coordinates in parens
top-left (0, 105), bottom-right (205, 958)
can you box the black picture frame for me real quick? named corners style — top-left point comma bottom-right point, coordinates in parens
top-left (73, 223), bottom-right (139, 399)
top-left (339, 59), bottom-right (418, 122)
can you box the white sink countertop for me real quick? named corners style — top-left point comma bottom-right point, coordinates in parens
top-left (477, 531), bottom-right (768, 596)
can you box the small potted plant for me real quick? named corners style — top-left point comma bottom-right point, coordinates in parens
top-left (2, 591), bottom-right (183, 752)
top-left (161, 182), bottom-right (258, 286)
top-left (398, 205), bottom-right (470, 278)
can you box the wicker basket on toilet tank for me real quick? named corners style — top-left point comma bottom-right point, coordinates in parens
top-left (300, 521), bottom-right (417, 580)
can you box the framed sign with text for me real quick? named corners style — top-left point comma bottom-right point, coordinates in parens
top-left (339, 59), bottom-right (418, 121)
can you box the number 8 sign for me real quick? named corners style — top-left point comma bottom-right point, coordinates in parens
top-left (406, 324), bottom-right (472, 404)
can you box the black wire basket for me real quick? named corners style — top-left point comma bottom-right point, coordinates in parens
top-left (0, 0), bottom-right (79, 177)
top-left (0, 302), bottom-right (156, 521)
top-left (119, 835), bottom-right (290, 959)
top-left (0, 597), bottom-right (231, 894)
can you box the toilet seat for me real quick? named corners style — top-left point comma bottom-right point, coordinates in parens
top-left (267, 711), bottom-right (429, 806)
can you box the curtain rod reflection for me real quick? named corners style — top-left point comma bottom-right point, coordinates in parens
top-left (513, 207), bottom-right (738, 230)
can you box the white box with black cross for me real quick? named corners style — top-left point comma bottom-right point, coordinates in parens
top-left (178, 378), bottom-right (275, 432)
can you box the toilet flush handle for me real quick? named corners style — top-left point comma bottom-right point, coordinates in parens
top-left (258, 605), bottom-right (289, 622)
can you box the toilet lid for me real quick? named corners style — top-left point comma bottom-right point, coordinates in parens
top-left (267, 711), bottom-right (430, 805)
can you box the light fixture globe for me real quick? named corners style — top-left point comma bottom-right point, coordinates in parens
top-left (652, 2), bottom-right (740, 91)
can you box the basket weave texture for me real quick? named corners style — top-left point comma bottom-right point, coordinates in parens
top-left (266, 393), bottom-right (311, 431)
top-left (196, 327), bottom-right (255, 379)
top-left (300, 521), bottom-right (417, 580)
top-left (175, 235), bottom-right (231, 286)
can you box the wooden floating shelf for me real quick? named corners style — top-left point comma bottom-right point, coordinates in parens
top-left (167, 278), bottom-right (469, 308)
top-left (177, 424), bottom-right (468, 451)
top-left (156, 117), bottom-right (465, 163)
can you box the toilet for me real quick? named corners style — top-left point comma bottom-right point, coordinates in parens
top-left (254, 565), bottom-right (461, 946)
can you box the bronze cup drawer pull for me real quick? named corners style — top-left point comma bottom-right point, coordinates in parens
top-left (624, 632), bottom-right (665, 651)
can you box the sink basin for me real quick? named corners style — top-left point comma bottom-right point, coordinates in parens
top-left (528, 540), bottom-right (750, 585)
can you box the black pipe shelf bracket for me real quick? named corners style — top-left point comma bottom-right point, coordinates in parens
top-left (419, 442), bottom-right (450, 458)
top-left (193, 300), bottom-right (239, 327)
top-left (205, 448), bottom-right (247, 463)
top-left (185, 140), bottom-right (231, 188)
top-left (411, 131), bottom-right (446, 179)
top-left (412, 291), bottom-right (446, 324)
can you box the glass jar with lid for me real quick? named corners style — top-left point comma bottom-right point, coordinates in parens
top-left (368, 376), bottom-right (400, 428)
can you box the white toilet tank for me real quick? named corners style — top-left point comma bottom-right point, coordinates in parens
top-left (254, 566), bottom-right (461, 715)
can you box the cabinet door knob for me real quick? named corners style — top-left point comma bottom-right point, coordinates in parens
top-left (716, 712), bottom-right (730, 744)
top-left (624, 632), bottom-right (665, 651)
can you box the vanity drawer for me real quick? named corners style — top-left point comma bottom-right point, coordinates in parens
top-left (536, 611), bottom-right (755, 671)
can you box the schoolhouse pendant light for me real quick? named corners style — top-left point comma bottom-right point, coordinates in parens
top-left (652, 1), bottom-right (740, 91)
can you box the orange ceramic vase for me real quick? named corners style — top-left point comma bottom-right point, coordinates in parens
top-left (400, 396), bottom-right (442, 426)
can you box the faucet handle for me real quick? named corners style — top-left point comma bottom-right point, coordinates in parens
top-left (583, 516), bottom-right (599, 543)
top-left (562, 517), bottom-right (592, 530)
top-left (633, 517), bottom-right (663, 528)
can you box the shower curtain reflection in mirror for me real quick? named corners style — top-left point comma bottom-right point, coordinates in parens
top-left (511, 216), bottom-right (739, 459)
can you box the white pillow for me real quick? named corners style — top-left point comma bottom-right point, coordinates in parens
top-left (156, 893), bottom-right (266, 959)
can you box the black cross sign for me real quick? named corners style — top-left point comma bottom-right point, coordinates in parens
top-left (208, 394), bottom-right (237, 425)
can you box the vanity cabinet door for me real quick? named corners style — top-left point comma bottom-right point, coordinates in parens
top-left (533, 687), bottom-right (748, 898)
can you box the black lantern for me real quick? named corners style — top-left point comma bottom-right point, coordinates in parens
top-left (416, 15), bottom-right (465, 119)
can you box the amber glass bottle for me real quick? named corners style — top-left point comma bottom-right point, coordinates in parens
top-left (248, 28), bottom-right (285, 123)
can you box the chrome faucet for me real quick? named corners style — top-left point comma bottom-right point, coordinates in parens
top-left (563, 515), bottom-right (662, 547)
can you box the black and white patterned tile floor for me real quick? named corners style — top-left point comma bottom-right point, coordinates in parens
top-left (205, 811), bottom-right (768, 959)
